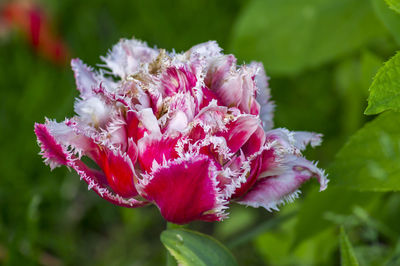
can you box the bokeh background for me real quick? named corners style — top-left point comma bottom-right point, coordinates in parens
top-left (1, 0), bottom-right (400, 265)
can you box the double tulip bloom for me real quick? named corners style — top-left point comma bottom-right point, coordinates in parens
top-left (35, 39), bottom-right (327, 224)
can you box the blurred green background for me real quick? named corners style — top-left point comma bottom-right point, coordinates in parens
top-left (1, 0), bottom-right (400, 265)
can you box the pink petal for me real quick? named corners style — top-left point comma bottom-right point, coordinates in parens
top-left (34, 123), bottom-right (146, 207)
top-left (140, 155), bottom-right (225, 224)
top-left (99, 149), bottom-right (138, 198)
top-left (137, 134), bottom-right (180, 172)
top-left (127, 109), bottom-right (161, 140)
top-left (238, 156), bottom-right (328, 210)
top-left (34, 123), bottom-right (71, 169)
top-left (240, 125), bottom-right (265, 157)
top-left (160, 67), bottom-right (197, 97)
top-left (220, 115), bottom-right (261, 154)
top-left (206, 55), bottom-right (243, 107)
top-left (231, 155), bottom-right (262, 199)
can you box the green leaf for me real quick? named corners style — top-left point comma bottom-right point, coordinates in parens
top-left (293, 188), bottom-right (375, 245)
top-left (161, 228), bottom-right (238, 266)
top-left (340, 226), bottom-right (359, 266)
top-left (330, 111), bottom-right (400, 191)
top-left (231, 0), bottom-right (385, 76)
top-left (372, 0), bottom-right (400, 45)
top-left (385, 0), bottom-right (400, 14)
top-left (365, 52), bottom-right (400, 115)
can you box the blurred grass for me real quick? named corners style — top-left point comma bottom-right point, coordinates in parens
top-left (1, 0), bottom-right (400, 265)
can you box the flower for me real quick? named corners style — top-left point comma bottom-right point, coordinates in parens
top-left (1, 1), bottom-right (69, 64)
top-left (34, 38), bottom-right (328, 224)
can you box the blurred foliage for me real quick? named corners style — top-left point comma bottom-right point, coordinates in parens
top-left (2, 0), bottom-right (400, 265)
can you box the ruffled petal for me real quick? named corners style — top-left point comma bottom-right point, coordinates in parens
top-left (251, 62), bottom-right (274, 131)
top-left (34, 122), bottom-right (146, 207)
top-left (140, 155), bottom-right (226, 224)
top-left (238, 156), bottom-right (328, 211)
top-left (71, 58), bottom-right (98, 99)
top-left (99, 149), bottom-right (138, 198)
top-left (34, 123), bottom-right (73, 169)
top-left (206, 55), bottom-right (243, 107)
top-left (100, 38), bottom-right (159, 79)
top-left (137, 134), bottom-right (180, 172)
top-left (160, 67), bottom-right (197, 97)
top-left (220, 115), bottom-right (261, 154)
top-left (293, 131), bottom-right (323, 151)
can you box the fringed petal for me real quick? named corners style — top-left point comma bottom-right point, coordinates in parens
top-left (140, 155), bottom-right (226, 224)
top-left (137, 134), bottom-right (180, 173)
top-left (34, 123), bottom-right (147, 207)
top-left (251, 62), bottom-right (275, 131)
top-left (100, 38), bottom-right (158, 79)
top-left (71, 58), bottom-right (98, 99)
top-left (293, 131), bottom-right (323, 151)
top-left (160, 67), bottom-right (197, 97)
top-left (220, 115), bottom-right (261, 154)
top-left (34, 123), bottom-right (73, 169)
top-left (238, 156), bottom-right (328, 211)
top-left (99, 149), bottom-right (138, 198)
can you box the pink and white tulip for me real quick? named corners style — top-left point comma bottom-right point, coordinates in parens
top-left (34, 39), bottom-right (328, 224)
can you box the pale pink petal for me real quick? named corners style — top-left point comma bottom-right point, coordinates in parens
top-left (188, 41), bottom-right (222, 60)
top-left (71, 58), bottom-right (98, 98)
top-left (237, 66), bottom-right (258, 114)
top-left (74, 96), bottom-right (112, 128)
top-left (251, 62), bottom-right (275, 130)
top-left (100, 38), bottom-right (158, 78)
top-left (136, 108), bottom-right (161, 135)
top-left (293, 131), bottom-right (323, 151)
top-left (140, 155), bottom-right (226, 224)
top-left (238, 156), bottom-right (328, 211)
top-left (206, 55), bottom-right (243, 107)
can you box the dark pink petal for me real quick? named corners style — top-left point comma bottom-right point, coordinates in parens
top-left (231, 156), bottom-right (262, 199)
top-left (137, 134), bottom-right (180, 172)
top-left (126, 109), bottom-right (161, 141)
top-left (140, 155), bottom-right (225, 224)
top-left (238, 156), bottom-right (327, 210)
top-left (200, 86), bottom-right (222, 109)
top-left (220, 115), bottom-right (261, 154)
top-left (35, 123), bottom-right (146, 207)
top-left (241, 125), bottom-right (265, 157)
top-left (99, 149), bottom-right (138, 198)
top-left (34, 123), bottom-right (71, 169)
top-left (72, 159), bottom-right (146, 208)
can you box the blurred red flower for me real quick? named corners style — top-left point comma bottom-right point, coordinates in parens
top-left (1, 0), bottom-right (69, 64)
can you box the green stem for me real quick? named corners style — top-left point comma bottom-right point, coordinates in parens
top-left (166, 222), bottom-right (185, 266)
